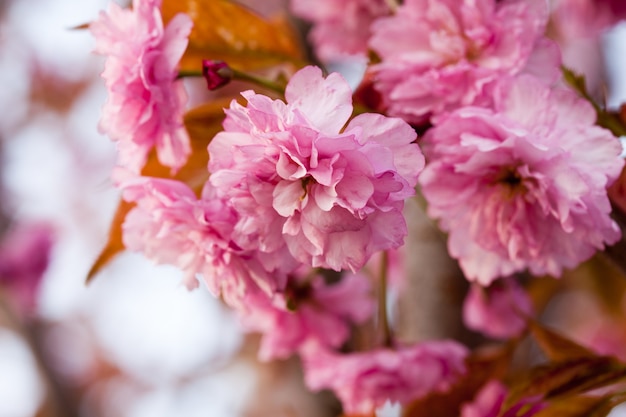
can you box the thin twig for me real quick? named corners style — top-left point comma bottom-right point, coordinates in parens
top-left (378, 251), bottom-right (393, 347)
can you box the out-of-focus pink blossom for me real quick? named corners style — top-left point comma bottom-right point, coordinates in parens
top-left (571, 315), bottom-right (626, 362)
top-left (419, 76), bottom-right (624, 285)
top-left (550, 0), bottom-right (625, 95)
top-left (90, 0), bottom-right (192, 173)
top-left (120, 177), bottom-right (289, 308)
top-left (463, 279), bottom-right (532, 339)
top-left (302, 341), bottom-right (468, 414)
top-left (209, 66), bottom-right (424, 272)
top-left (369, 0), bottom-right (560, 124)
top-left (552, 0), bottom-right (626, 40)
top-left (290, 0), bottom-right (389, 60)
top-left (241, 272), bottom-right (373, 361)
top-left (462, 380), bottom-right (547, 417)
top-left (461, 380), bottom-right (507, 417)
top-left (0, 223), bottom-right (54, 315)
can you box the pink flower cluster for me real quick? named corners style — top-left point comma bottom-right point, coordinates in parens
top-left (290, 0), bottom-right (389, 60)
top-left (208, 66), bottom-right (424, 272)
top-left (90, 0), bottom-right (626, 413)
top-left (553, 0), bottom-right (626, 39)
top-left (114, 63), bottom-right (457, 412)
top-left (303, 341), bottom-right (468, 414)
top-left (461, 380), bottom-right (547, 417)
top-left (292, 0), bottom-right (562, 124)
top-left (369, 0), bottom-right (560, 124)
top-left (420, 76), bottom-right (624, 285)
top-left (240, 272), bottom-right (373, 361)
top-left (461, 380), bottom-right (507, 417)
top-left (0, 223), bottom-right (54, 315)
top-left (463, 279), bottom-right (532, 339)
top-left (119, 176), bottom-right (291, 309)
top-left (90, 0), bottom-right (192, 173)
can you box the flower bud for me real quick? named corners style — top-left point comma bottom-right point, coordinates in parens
top-left (202, 60), bottom-right (233, 90)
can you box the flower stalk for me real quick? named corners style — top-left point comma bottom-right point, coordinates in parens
top-left (179, 62), bottom-right (285, 95)
top-left (378, 251), bottom-right (393, 347)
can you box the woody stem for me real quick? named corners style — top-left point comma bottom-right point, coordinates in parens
top-left (378, 251), bottom-right (393, 347)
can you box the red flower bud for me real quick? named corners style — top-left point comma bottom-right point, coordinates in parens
top-left (202, 60), bottom-right (233, 90)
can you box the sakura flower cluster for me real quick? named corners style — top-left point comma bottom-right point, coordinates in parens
top-left (208, 66), bottom-right (424, 272)
top-left (290, 0), bottom-right (389, 60)
top-left (459, 379), bottom-right (547, 417)
top-left (303, 341), bottom-right (468, 414)
top-left (420, 76), bottom-right (623, 285)
top-left (89, 0), bottom-right (626, 414)
top-left (369, 0), bottom-right (560, 124)
top-left (90, 0), bottom-right (192, 173)
top-left (240, 272), bottom-right (373, 361)
top-left (114, 61), bottom-right (450, 412)
top-left (552, 0), bottom-right (626, 39)
top-left (119, 176), bottom-right (289, 309)
top-left (293, 0), bottom-right (560, 124)
top-left (463, 278), bottom-right (532, 339)
top-left (0, 223), bottom-right (54, 316)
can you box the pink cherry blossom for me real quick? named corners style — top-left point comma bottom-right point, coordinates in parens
top-left (461, 380), bottom-right (507, 417)
top-left (419, 75), bottom-right (624, 285)
top-left (302, 341), bottom-right (468, 414)
top-left (208, 66), bottom-right (424, 272)
top-left (368, 0), bottom-right (561, 124)
top-left (461, 380), bottom-right (547, 417)
top-left (0, 223), bottom-right (54, 315)
top-left (552, 0), bottom-right (626, 40)
top-left (574, 317), bottom-right (626, 362)
top-left (290, 0), bottom-right (389, 60)
top-left (90, 0), bottom-right (192, 173)
top-left (463, 279), bottom-right (532, 339)
top-left (120, 176), bottom-right (289, 309)
top-left (240, 272), bottom-right (373, 361)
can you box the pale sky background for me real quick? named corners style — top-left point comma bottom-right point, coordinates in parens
top-left (0, 1), bottom-right (248, 416)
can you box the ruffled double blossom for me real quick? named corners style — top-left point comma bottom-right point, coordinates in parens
top-left (209, 66), bottom-right (424, 272)
top-left (420, 76), bottom-right (624, 284)
top-left (90, 0), bottom-right (192, 172)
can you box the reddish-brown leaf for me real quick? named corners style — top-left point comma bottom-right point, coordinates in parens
top-left (503, 356), bottom-right (626, 414)
top-left (586, 392), bottom-right (626, 417)
top-left (86, 200), bottom-right (135, 283)
top-left (533, 395), bottom-right (613, 417)
top-left (528, 321), bottom-right (596, 362)
top-left (69, 22), bottom-right (91, 30)
top-left (161, 0), bottom-right (305, 73)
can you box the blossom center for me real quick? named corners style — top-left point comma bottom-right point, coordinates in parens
top-left (285, 278), bottom-right (313, 311)
top-left (494, 166), bottom-right (527, 198)
top-left (300, 176), bottom-right (314, 200)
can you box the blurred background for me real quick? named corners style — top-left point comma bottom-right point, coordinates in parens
top-left (2, 0), bottom-right (626, 416)
top-left (0, 1), bottom-right (253, 416)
